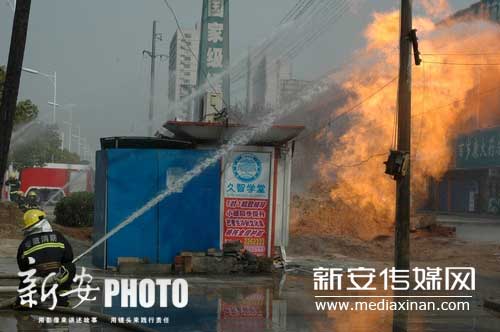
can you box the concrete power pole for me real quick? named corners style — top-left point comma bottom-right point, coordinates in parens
top-left (143, 21), bottom-right (167, 136)
top-left (147, 21), bottom-right (157, 137)
top-left (0, 0), bottom-right (32, 192)
top-left (395, 0), bottom-right (412, 273)
top-left (393, 1), bottom-right (412, 331)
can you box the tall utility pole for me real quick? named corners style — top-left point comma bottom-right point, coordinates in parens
top-left (395, 0), bottom-right (412, 272)
top-left (393, 1), bottom-right (412, 331)
top-left (0, 0), bottom-right (32, 192)
top-left (143, 21), bottom-right (167, 136)
top-left (148, 21), bottom-right (157, 137)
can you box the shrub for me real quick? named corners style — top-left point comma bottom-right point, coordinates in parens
top-left (55, 192), bottom-right (94, 227)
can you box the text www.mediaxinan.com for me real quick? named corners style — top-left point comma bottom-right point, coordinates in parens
top-left (315, 300), bottom-right (470, 311)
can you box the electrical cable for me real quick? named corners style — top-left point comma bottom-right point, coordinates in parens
top-left (229, 0), bottom-right (351, 112)
top-left (317, 152), bottom-right (388, 169)
top-left (231, 0), bottom-right (349, 85)
top-left (420, 52), bottom-right (500, 56)
top-left (411, 85), bottom-right (500, 118)
top-left (286, 1), bottom-right (350, 59)
top-left (163, 0), bottom-right (336, 119)
top-left (422, 60), bottom-right (500, 66)
top-left (280, 0), bottom-right (307, 24)
top-left (163, 0), bottom-right (352, 121)
top-left (295, 75), bottom-right (398, 143)
top-left (230, 1), bottom-right (327, 82)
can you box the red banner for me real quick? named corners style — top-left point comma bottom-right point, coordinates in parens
top-left (219, 289), bottom-right (268, 332)
top-left (223, 198), bottom-right (268, 256)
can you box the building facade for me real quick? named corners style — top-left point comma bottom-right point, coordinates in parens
top-left (247, 55), bottom-right (292, 112)
top-left (423, 1), bottom-right (500, 215)
top-left (168, 26), bottom-right (200, 120)
top-left (451, 0), bottom-right (500, 23)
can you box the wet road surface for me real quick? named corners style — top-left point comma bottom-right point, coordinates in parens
top-left (1, 272), bottom-right (500, 332)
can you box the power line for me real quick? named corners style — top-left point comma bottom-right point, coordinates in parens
top-left (308, 85), bottom-right (499, 169)
top-left (411, 84), bottom-right (500, 118)
top-left (422, 60), bottom-right (500, 66)
top-left (164, 0), bottom-right (344, 120)
top-left (232, 1), bottom-right (333, 81)
top-left (318, 152), bottom-right (387, 169)
top-left (296, 75), bottom-right (398, 142)
top-left (231, 0), bottom-right (350, 86)
top-left (420, 52), bottom-right (500, 56)
top-left (280, 0), bottom-right (307, 24)
top-left (286, 1), bottom-right (350, 59)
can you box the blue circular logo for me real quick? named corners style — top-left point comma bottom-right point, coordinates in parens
top-left (232, 153), bottom-right (262, 183)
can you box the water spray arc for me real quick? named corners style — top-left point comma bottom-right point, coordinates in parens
top-left (73, 74), bottom-right (334, 263)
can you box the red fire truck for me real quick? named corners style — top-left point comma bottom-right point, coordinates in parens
top-left (2, 163), bottom-right (94, 205)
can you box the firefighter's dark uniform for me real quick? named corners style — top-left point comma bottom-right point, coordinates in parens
top-left (16, 210), bottom-right (75, 307)
top-left (24, 192), bottom-right (40, 211)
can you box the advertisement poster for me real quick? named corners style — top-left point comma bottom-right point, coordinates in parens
top-left (223, 151), bottom-right (272, 256)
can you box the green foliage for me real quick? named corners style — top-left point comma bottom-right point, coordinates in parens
top-left (9, 122), bottom-right (80, 169)
top-left (14, 99), bottom-right (39, 126)
top-left (55, 192), bottom-right (94, 227)
top-left (1, 66), bottom-right (80, 169)
top-left (1, 66), bottom-right (39, 126)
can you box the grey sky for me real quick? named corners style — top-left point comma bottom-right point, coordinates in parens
top-left (0, 0), bottom-right (475, 153)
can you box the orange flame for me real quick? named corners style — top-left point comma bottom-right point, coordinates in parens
top-left (316, 4), bottom-right (500, 239)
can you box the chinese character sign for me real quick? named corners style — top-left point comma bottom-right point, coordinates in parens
top-left (223, 152), bottom-right (272, 256)
top-left (224, 152), bottom-right (270, 199)
top-left (456, 127), bottom-right (500, 168)
top-left (312, 267), bottom-right (476, 292)
top-left (197, 0), bottom-right (230, 116)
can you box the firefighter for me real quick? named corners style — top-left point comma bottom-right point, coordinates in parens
top-left (24, 191), bottom-right (40, 211)
top-left (10, 190), bottom-right (24, 206)
top-left (15, 209), bottom-right (75, 308)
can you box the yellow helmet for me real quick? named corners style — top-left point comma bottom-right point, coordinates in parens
top-left (28, 191), bottom-right (37, 197)
top-left (23, 209), bottom-right (46, 229)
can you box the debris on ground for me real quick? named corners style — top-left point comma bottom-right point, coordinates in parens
top-left (410, 213), bottom-right (436, 231)
top-left (51, 223), bottom-right (92, 242)
top-left (174, 241), bottom-right (273, 274)
top-left (112, 242), bottom-right (275, 275)
top-left (289, 195), bottom-right (393, 241)
top-left (0, 202), bottom-right (23, 239)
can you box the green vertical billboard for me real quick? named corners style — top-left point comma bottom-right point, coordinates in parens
top-left (196, 0), bottom-right (230, 120)
top-left (456, 127), bottom-right (500, 169)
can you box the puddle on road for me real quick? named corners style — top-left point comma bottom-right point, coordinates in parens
top-left (1, 274), bottom-right (500, 332)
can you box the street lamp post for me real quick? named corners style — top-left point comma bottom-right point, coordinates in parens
top-left (73, 126), bottom-right (81, 156)
top-left (22, 67), bottom-right (57, 123)
top-left (79, 136), bottom-right (86, 159)
top-left (49, 102), bottom-right (75, 152)
top-left (62, 120), bottom-right (72, 152)
top-left (60, 131), bottom-right (64, 151)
